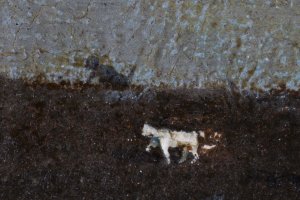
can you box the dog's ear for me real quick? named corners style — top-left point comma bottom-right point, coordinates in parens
top-left (143, 124), bottom-right (149, 130)
top-left (198, 131), bottom-right (205, 138)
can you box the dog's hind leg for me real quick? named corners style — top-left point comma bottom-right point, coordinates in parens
top-left (179, 146), bottom-right (188, 163)
top-left (160, 138), bottom-right (171, 164)
top-left (191, 145), bottom-right (199, 164)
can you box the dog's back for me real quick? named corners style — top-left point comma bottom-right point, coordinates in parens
top-left (170, 130), bottom-right (198, 146)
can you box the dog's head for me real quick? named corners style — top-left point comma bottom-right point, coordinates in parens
top-left (142, 124), bottom-right (157, 137)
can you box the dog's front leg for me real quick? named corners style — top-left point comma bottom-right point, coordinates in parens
top-left (146, 137), bottom-right (159, 152)
top-left (160, 138), bottom-right (171, 164)
top-left (145, 144), bottom-right (152, 152)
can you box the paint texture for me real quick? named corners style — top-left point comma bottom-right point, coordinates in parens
top-left (0, 0), bottom-right (299, 91)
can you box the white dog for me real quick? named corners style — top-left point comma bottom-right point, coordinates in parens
top-left (142, 124), bottom-right (205, 164)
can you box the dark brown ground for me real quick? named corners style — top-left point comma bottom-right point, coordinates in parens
top-left (0, 76), bottom-right (299, 199)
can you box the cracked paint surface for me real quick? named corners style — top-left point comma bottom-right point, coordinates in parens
top-left (0, 0), bottom-right (299, 91)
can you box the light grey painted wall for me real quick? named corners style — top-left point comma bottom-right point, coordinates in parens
top-left (1, 0), bottom-right (299, 91)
